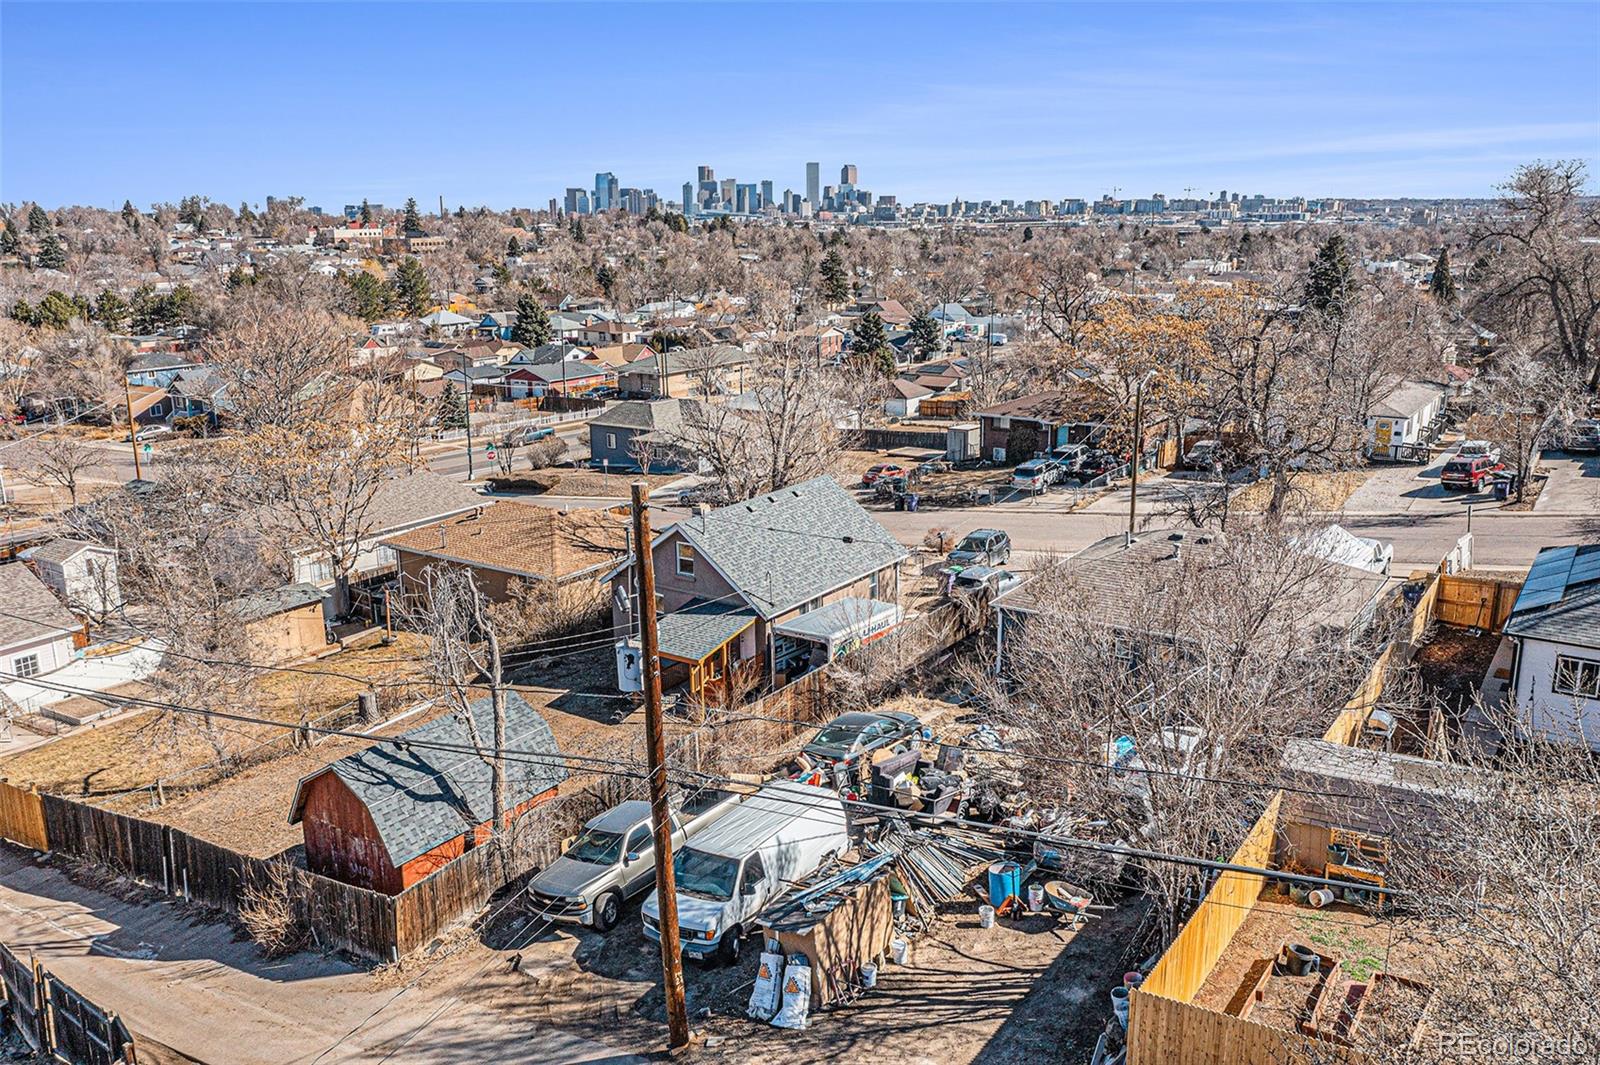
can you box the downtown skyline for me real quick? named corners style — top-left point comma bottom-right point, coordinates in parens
top-left (4, 2), bottom-right (1597, 209)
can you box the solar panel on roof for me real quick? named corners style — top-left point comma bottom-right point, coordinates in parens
top-left (1514, 545), bottom-right (1586, 613)
top-left (1567, 548), bottom-right (1600, 588)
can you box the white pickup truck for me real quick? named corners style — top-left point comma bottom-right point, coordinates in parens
top-left (527, 788), bottom-right (740, 932)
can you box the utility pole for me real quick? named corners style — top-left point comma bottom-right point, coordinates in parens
top-left (461, 355), bottom-right (475, 480)
top-left (631, 481), bottom-right (690, 1051)
top-left (1127, 374), bottom-right (1147, 540)
top-left (122, 374), bottom-right (142, 481)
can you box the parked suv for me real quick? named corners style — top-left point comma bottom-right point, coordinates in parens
top-left (1011, 458), bottom-right (1061, 491)
top-left (1441, 454), bottom-right (1500, 491)
top-left (946, 528), bottom-right (1012, 567)
top-left (1565, 419), bottom-right (1600, 453)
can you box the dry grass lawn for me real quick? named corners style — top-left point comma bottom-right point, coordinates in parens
top-left (524, 470), bottom-right (677, 497)
top-left (1231, 469), bottom-right (1375, 513)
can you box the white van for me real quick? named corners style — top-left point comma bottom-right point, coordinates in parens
top-left (641, 780), bottom-right (849, 964)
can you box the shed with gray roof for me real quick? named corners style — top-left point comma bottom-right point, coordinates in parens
top-left (288, 691), bottom-right (567, 893)
top-left (1504, 543), bottom-right (1600, 752)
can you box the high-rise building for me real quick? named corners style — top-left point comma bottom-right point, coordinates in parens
top-left (840, 164), bottom-right (857, 186)
top-left (564, 188), bottom-right (590, 216)
top-left (548, 198), bottom-right (559, 217)
top-left (697, 165), bottom-right (715, 184)
top-left (594, 172), bottom-right (618, 212)
top-left (806, 162), bottom-right (820, 206)
top-left (760, 180), bottom-right (774, 210)
top-left (682, 183), bottom-right (695, 216)
top-left (719, 178), bottom-right (736, 208)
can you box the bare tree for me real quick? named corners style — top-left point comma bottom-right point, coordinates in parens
top-left (16, 436), bottom-right (103, 505)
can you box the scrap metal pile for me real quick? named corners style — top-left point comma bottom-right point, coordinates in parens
top-left (865, 819), bottom-right (1001, 928)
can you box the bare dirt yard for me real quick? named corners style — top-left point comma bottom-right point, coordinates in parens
top-left (481, 888), bottom-right (1150, 1065)
top-left (1230, 469), bottom-right (1377, 514)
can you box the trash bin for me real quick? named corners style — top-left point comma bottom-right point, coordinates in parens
top-left (1493, 477), bottom-right (1511, 501)
top-left (894, 494), bottom-right (906, 511)
top-left (906, 493), bottom-right (919, 512)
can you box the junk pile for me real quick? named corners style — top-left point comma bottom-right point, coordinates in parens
top-left (866, 820), bottom-right (998, 928)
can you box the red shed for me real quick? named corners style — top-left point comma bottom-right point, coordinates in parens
top-left (288, 692), bottom-right (567, 894)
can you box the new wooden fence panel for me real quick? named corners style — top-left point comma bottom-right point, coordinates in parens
top-left (1128, 985), bottom-right (1372, 1065)
top-left (1435, 574), bottom-right (1521, 632)
top-left (0, 780), bottom-right (48, 851)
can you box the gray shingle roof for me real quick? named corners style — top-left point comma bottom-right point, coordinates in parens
top-left (590, 398), bottom-right (697, 433)
top-left (289, 691), bottom-right (567, 868)
top-left (362, 472), bottom-right (487, 532)
top-left (229, 582), bottom-right (326, 623)
top-left (671, 476), bottom-right (908, 619)
top-left (20, 538), bottom-right (104, 567)
top-left (1504, 544), bottom-right (1600, 647)
top-left (0, 563), bottom-right (78, 649)
top-left (656, 600), bottom-right (758, 662)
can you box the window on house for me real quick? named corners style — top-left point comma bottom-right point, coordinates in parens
top-left (1553, 655), bottom-right (1600, 699)
top-left (870, 571), bottom-right (881, 599)
top-left (676, 543), bottom-right (695, 578)
top-left (12, 654), bottom-right (40, 679)
top-left (605, 432), bottom-right (617, 450)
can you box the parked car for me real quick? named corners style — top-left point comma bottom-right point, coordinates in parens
top-left (802, 709), bottom-right (921, 774)
top-left (1182, 439), bottom-right (1222, 471)
top-left (915, 458), bottom-right (952, 476)
top-left (988, 331), bottom-right (1009, 346)
top-left (1455, 439), bottom-right (1502, 464)
top-left (1564, 418), bottom-right (1600, 453)
top-left (1441, 453), bottom-right (1501, 490)
top-left (505, 425), bottom-right (555, 446)
top-left (1011, 457), bottom-right (1061, 491)
top-left (950, 565), bottom-right (1024, 598)
top-left (1050, 444), bottom-right (1087, 473)
top-left (589, 386), bottom-right (621, 399)
top-left (126, 424), bottom-right (172, 443)
top-left (641, 781), bottom-right (850, 964)
top-left (946, 528), bottom-right (1012, 567)
top-left (677, 483), bottom-right (730, 507)
top-left (862, 463), bottom-right (907, 487)
top-left (528, 790), bottom-right (740, 931)
top-left (1075, 449), bottom-right (1123, 480)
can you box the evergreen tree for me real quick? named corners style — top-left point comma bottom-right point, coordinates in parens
top-left (506, 235), bottom-right (522, 258)
top-left (392, 258), bottom-right (432, 317)
top-left (35, 291), bottom-right (81, 330)
top-left (403, 197), bottom-right (422, 234)
top-left (359, 199), bottom-right (373, 225)
top-left (455, 205), bottom-right (466, 219)
top-left (0, 227), bottom-right (18, 256)
top-left (1304, 234), bottom-right (1355, 317)
top-left (436, 381), bottom-right (468, 430)
top-left (1429, 247), bottom-right (1459, 306)
top-left (510, 213), bottom-right (527, 230)
top-left (596, 263), bottom-right (616, 298)
top-left (178, 195), bottom-right (205, 229)
top-left (664, 212), bottom-right (689, 234)
top-left (570, 217), bottom-right (586, 243)
top-left (121, 200), bottom-right (140, 230)
top-left (35, 230), bottom-right (67, 270)
top-left (491, 262), bottom-right (512, 287)
top-left (852, 311), bottom-right (894, 375)
top-left (511, 292), bottom-right (553, 347)
top-left (819, 248), bottom-right (850, 305)
top-left (1022, 226), bottom-right (1034, 242)
top-left (908, 311), bottom-right (944, 359)
top-left (27, 204), bottom-right (49, 235)
top-left (10, 300), bottom-right (35, 326)
top-left (344, 271), bottom-right (396, 323)
top-left (93, 290), bottom-right (129, 332)
top-left (645, 204), bottom-right (662, 223)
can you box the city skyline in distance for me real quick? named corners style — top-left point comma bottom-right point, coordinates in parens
top-left (3, 1), bottom-right (1596, 209)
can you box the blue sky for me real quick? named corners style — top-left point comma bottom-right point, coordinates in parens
top-left (3, 2), bottom-right (1596, 210)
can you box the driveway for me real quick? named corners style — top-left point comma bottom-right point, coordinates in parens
top-left (0, 846), bottom-right (637, 1064)
top-left (1341, 458), bottom-right (1497, 515)
top-left (1535, 451), bottom-right (1600, 514)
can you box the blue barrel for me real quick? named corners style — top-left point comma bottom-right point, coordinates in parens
top-left (987, 861), bottom-right (1022, 908)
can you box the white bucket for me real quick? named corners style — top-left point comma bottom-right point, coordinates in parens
top-left (1027, 883), bottom-right (1045, 911)
top-left (860, 962), bottom-right (878, 989)
top-left (1111, 985), bottom-right (1130, 1028)
top-left (1309, 888), bottom-right (1336, 908)
top-left (890, 938), bottom-right (910, 965)
top-left (979, 904), bottom-right (996, 928)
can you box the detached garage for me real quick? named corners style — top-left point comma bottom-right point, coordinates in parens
top-left (288, 692), bottom-right (567, 894)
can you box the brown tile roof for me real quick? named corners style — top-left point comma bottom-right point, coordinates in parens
top-left (384, 501), bottom-right (628, 581)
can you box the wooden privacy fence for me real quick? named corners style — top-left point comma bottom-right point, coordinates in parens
top-left (1434, 573), bottom-right (1521, 632)
top-left (0, 779), bottom-right (49, 851)
top-left (0, 942), bottom-right (134, 1065)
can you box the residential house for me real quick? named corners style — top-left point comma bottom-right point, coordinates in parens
top-left (439, 363), bottom-right (510, 397)
top-left (574, 319), bottom-right (644, 347)
top-left (477, 311), bottom-right (516, 340)
top-left (991, 531), bottom-right (1390, 673)
top-left (504, 343), bottom-right (593, 368)
top-left (617, 345), bottom-right (756, 399)
top-left (417, 309), bottom-right (477, 336)
top-left (230, 582), bottom-right (328, 664)
top-left (1367, 379), bottom-right (1447, 460)
top-left (587, 399), bottom-right (698, 472)
top-left (588, 343), bottom-right (654, 369)
top-left (166, 367), bottom-right (232, 424)
top-left (288, 692), bottom-right (567, 893)
top-left (1502, 543), bottom-right (1600, 750)
top-left (126, 352), bottom-right (201, 388)
top-left (609, 476), bottom-right (909, 700)
top-left (112, 384), bottom-right (172, 427)
top-left (504, 361), bottom-right (613, 398)
top-left (281, 471), bottom-right (487, 619)
top-left (885, 380), bottom-right (934, 419)
top-left (21, 539), bottom-right (120, 616)
top-left (0, 564), bottom-right (82, 713)
top-left (976, 390), bottom-right (1105, 462)
top-left (385, 502), bottom-right (627, 610)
